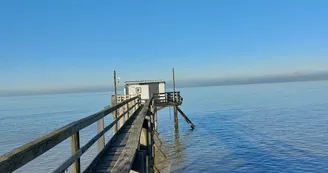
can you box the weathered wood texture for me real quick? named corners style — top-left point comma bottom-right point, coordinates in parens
top-left (97, 118), bottom-right (105, 153)
top-left (152, 92), bottom-right (182, 107)
top-left (86, 102), bottom-right (149, 173)
top-left (71, 132), bottom-right (81, 173)
top-left (147, 116), bottom-right (154, 173)
top-left (85, 105), bottom-right (144, 173)
top-left (155, 111), bottom-right (158, 131)
top-left (0, 96), bottom-right (139, 173)
top-left (119, 106), bottom-right (125, 128)
top-left (111, 97), bottom-right (118, 134)
top-left (53, 102), bottom-right (139, 173)
top-left (125, 102), bottom-right (130, 120)
top-left (174, 106), bottom-right (179, 130)
top-left (110, 100), bottom-right (151, 173)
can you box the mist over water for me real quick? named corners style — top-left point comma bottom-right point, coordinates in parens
top-left (1, 81), bottom-right (328, 173)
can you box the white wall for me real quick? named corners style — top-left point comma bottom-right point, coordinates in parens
top-left (126, 82), bottom-right (165, 101)
top-left (127, 84), bottom-right (149, 100)
top-left (159, 83), bottom-right (166, 93)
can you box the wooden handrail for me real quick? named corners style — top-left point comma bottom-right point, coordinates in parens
top-left (153, 92), bottom-right (182, 105)
top-left (0, 96), bottom-right (139, 173)
top-left (53, 102), bottom-right (139, 173)
top-left (111, 99), bottom-right (152, 172)
top-left (153, 91), bottom-right (180, 95)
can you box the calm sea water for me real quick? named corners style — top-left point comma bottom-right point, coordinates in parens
top-left (1, 81), bottom-right (328, 173)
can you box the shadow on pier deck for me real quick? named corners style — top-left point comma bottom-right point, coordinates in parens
top-left (86, 105), bottom-right (144, 173)
top-left (0, 92), bottom-right (193, 173)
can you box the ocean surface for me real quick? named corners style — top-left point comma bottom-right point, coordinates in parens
top-left (1, 81), bottom-right (328, 173)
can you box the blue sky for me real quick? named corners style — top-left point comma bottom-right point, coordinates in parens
top-left (1, 0), bottom-right (328, 92)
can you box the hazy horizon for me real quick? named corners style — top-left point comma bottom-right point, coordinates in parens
top-left (1, 71), bottom-right (328, 97)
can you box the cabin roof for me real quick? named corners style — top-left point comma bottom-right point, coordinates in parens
top-left (125, 80), bottom-right (166, 85)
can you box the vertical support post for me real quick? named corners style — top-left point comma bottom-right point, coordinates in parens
top-left (172, 68), bottom-right (176, 102)
top-left (140, 127), bottom-right (148, 147)
top-left (70, 132), bottom-right (80, 173)
top-left (172, 68), bottom-right (178, 130)
top-left (147, 117), bottom-right (154, 173)
top-left (150, 100), bottom-right (155, 130)
top-left (119, 106), bottom-right (125, 128)
top-left (140, 119), bottom-right (149, 173)
top-left (113, 70), bottom-right (118, 134)
top-left (174, 106), bottom-right (178, 130)
top-left (131, 99), bottom-right (135, 113)
top-left (148, 122), bottom-right (153, 173)
top-left (132, 99), bottom-right (135, 115)
top-left (134, 98), bottom-right (138, 112)
top-left (154, 107), bottom-right (158, 132)
top-left (127, 101), bottom-right (131, 117)
top-left (126, 99), bottom-right (130, 119)
top-left (97, 116), bottom-right (105, 153)
top-left (148, 101), bottom-right (155, 173)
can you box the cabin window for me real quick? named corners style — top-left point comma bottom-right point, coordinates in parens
top-left (135, 87), bottom-right (142, 94)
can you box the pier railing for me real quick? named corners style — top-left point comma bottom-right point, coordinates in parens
top-left (153, 91), bottom-right (182, 106)
top-left (0, 96), bottom-right (141, 173)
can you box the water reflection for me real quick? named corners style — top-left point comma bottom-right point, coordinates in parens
top-left (173, 128), bottom-right (182, 167)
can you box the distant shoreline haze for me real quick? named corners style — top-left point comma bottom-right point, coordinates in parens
top-left (1, 71), bottom-right (328, 97)
top-left (176, 71), bottom-right (328, 88)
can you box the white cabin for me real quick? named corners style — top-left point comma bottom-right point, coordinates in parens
top-left (124, 80), bottom-right (166, 102)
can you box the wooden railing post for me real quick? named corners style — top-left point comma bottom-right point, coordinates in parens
top-left (151, 100), bottom-right (155, 125)
top-left (119, 105), bottom-right (125, 128)
top-left (147, 114), bottom-right (154, 173)
top-left (70, 132), bottom-right (81, 173)
top-left (111, 97), bottom-right (118, 134)
top-left (154, 107), bottom-right (158, 132)
top-left (126, 100), bottom-right (130, 119)
top-left (97, 116), bottom-right (105, 153)
top-left (133, 99), bottom-right (137, 112)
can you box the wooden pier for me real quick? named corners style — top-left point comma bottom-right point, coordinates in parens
top-left (0, 69), bottom-right (194, 173)
top-left (0, 93), bottom-right (193, 173)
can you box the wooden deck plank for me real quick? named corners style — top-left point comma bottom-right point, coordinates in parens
top-left (110, 101), bottom-right (150, 173)
top-left (86, 105), bottom-right (144, 173)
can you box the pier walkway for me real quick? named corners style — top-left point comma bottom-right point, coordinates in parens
top-left (0, 92), bottom-right (193, 173)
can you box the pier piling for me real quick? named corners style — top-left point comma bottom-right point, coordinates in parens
top-left (172, 68), bottom-right (179, 130)
top-left (113, 70), bottom-right (118, 134)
